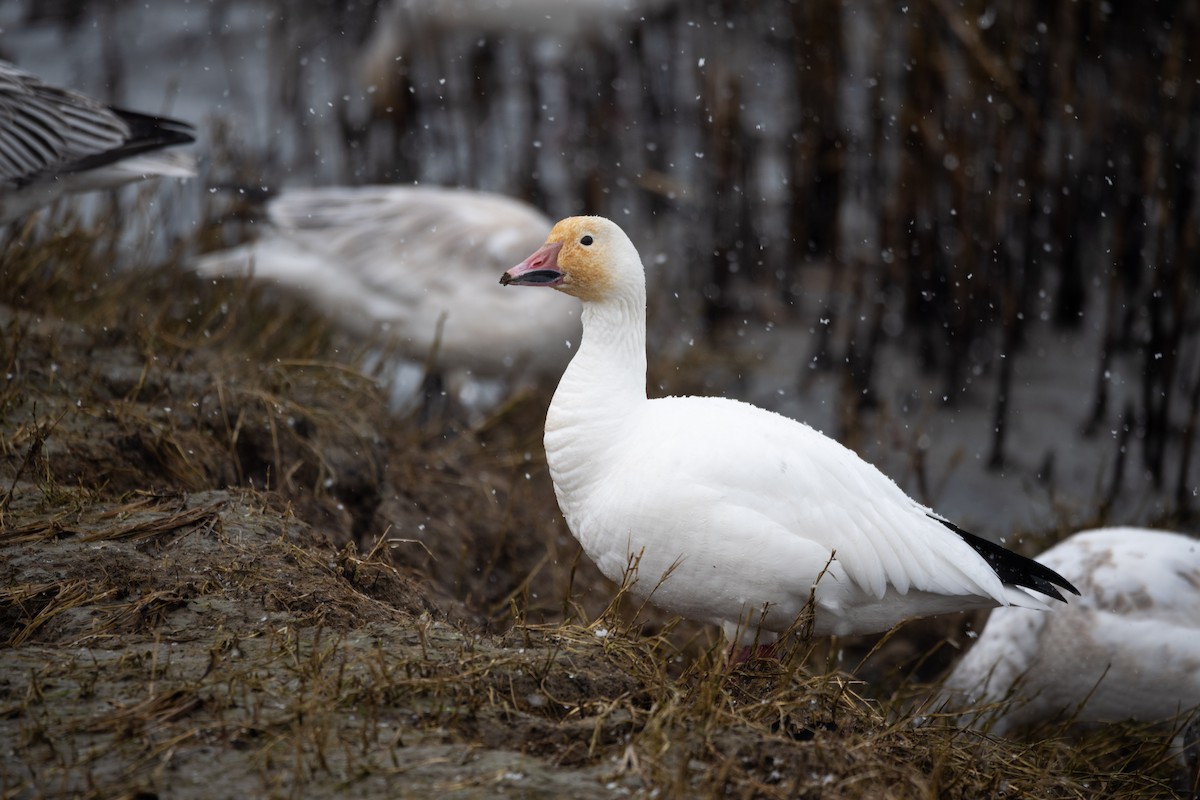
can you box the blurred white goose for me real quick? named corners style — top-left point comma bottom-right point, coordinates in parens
top-left (0, 60), bottom-right (195, 225)
top-left (942, 527), bottom-right (1200, 734)
top-left (360, 0), bottom-right (674, 107)
top-left (193, 185), bottom-right (580, 399)
top-left (500, 216), bottom-right (1078, 643)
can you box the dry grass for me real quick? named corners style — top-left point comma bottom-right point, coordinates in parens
top-left (0, 204), bottom-right (1191, 799)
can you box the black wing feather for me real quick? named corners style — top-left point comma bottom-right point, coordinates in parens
top-left (58, 108), bottom-right (194, 175)
top-left (928, 514), bottom-right (1081, 602)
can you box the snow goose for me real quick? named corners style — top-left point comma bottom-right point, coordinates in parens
top-left (941, 527), bottom-right (1200, 734)
top-left (192, 185), bottom-right (580, 402)
top-left (500, 216), bottom-right (1079, 643)
top-left (0, 60), bottom-right (195, 225)
top-left (360, 0), bottom-right (674, 109)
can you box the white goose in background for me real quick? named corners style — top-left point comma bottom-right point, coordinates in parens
top-left (360, 0), bottom-right (674, 111)
top-left (941, 527), bottom-right (1200, 734)
top-left (500, 216), bottom-right (1078, 644)
top-left (192, 185), bottom-right (580, 408)
top-left (0, 60), bottom-right (195, 225)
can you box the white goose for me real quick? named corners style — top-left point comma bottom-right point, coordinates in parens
top-left (0, 60), bottom-right (195, 225)
top-left (193, 185), bottom-right (580, 397)
top-left (942, 527), bottom-right (1200, 734)
top-left (500, 216), bottom-right (1078, 643)
top-left (360, 0), bottom-right (674, 109)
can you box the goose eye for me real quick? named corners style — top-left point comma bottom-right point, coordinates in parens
top-left (580, 235), bottom-right (593, 246)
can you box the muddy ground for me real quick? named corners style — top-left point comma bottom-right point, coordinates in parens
top-left (0, 223), bottom-right (1192, 799)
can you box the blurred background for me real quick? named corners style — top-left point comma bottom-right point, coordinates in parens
top-left (2, 0), bottom-right (1197, 541)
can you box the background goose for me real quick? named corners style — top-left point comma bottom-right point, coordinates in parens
top-left (941, 527), bottom-right (1200, 735)
top-left (0, 59), bottom-right (195, 225)
top-left (359, 0), bottom-right (675, 113)
top-left (192, 185), bottom-right (580, 407)
top-left (501, 216), bottom-right (1078, 644)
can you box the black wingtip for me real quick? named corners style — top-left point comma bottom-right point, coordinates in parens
top-left (61, 108), bottom-right (196, 175)
top-left (928, 515), bottom-right (1081, 601)
top-left (112, 108), bottom-right (197, 148)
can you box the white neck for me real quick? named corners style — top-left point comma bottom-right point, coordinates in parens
top-left (543, 274), bottom-right (648, 509)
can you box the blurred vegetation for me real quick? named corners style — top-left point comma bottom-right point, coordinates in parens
top-left (1, 1), bottom-right (1197, 796)
top-left (339, 0), bottom-right (1200, 510)
top-left (12, 0), bottom-right (1195, 511)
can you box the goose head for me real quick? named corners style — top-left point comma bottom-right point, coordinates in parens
top-left (500, 215), bottom-right (642, 303)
